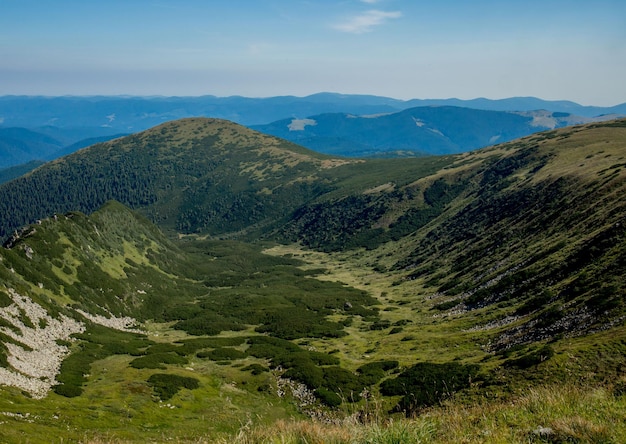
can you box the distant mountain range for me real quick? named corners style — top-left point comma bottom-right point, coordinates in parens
top-left (1, 94), bottom-right (624, 130)
top-left (251, 107), bottom-right (615, 156)
top-left (0, 93), bottom-right (624, 171)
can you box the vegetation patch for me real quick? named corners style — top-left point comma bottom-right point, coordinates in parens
top-left (380, 362), bottom-right (480, 415)
top-left (147, 373), bottom-right (200, 401)
top-left (503, 345), bottom-right (555, 369)
top-left (129, 352), bottom-right (188, 369)
top-left (197, 347), bottom-right (246, 361)
top-left (55, 325), bottom-right (151, 397)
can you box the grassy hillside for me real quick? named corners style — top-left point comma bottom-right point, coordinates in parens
top-left (0, 117), bottom-right (455, 240)
top-left (0, 118), bottom-right (625, 442)
top-left (279, 120), bottom-right (626, 345)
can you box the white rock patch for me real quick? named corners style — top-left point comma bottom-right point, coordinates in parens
top-left (0, 289), bottom-right (85, 399)
top-left (75, 309), bottom-right (143, 333)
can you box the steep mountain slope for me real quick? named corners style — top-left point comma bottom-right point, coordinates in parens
top-left (279, 119), bottom-right (626, 347)
top-left (0, 117), bottom-right (454, 240)
top-left (251, 106), bottom-right (611, 156)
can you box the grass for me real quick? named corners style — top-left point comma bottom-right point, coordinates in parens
top-left (0, 352), bottom-right (300, 443)
top-left (263, 244), bottom-right (490, 368)
top-left (40, 381), bottom-right (623, 443)
top-left (208, 382), bottom-right (626, 444)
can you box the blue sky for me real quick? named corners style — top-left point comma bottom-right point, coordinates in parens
top-left (1, 0), bottom-right (625, 105)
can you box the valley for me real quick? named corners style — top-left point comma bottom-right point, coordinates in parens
top-left (0, 118), bottom-right (625, 442)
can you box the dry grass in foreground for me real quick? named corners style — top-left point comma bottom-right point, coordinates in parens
top-left (210, 382), bottom-right (626, 444)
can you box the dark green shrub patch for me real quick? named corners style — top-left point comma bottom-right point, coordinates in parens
top-left (0, 343), bottom-right (8, 367)
top-left (246, 336), bottom-right (302, 363)
top-left (147, 373), bottom-right (200, 401)
top-left (144, 343), bottom-right (187, 356)
top-left (54, 342), bottom-right (108, 398)
top-left (197, 347), bottom-right (246, 361)
top-left (55, 325), bottom-right (153, 397)
top-left (0, 290), bottom-right (11, 307)
top-left (245, 336), bottom-right (358, 405)
top-left (242, 364), bottom-right (269, 375)
top-left (173, 312), bottom-right (246, 336)
top-left (175, 337), bottom-right (246, 355)
top-left (586, 284), bottom-right (623, 313)
top-left (322, 366), bottom-right (365, 402)
top-left (357, 360), bottom-right (399, 385)
top-left (302, 351), bottom-right (340, 367)
top-left (380, 362), bottom-right (479, 415)
top-left (515, 289), bottom-right (554, 315)
top-left (534, 306), bottom-right (564, 329)
top-left (161, 304), bottom-right (203, 322)
top-left (284, 360), bottom-right (324, 389)
top-left (503, 345), bottom-right (554, 369)
top-left (314, 387), bottom-right (342, 407)
top-left (255, 308), bottom-right (347, 340)
top-left (369, 320), bottom-right (391, 331)
top-left (129, 353), bottom-right (188, 369)
top-left (432, 299), bottom-right (461, 311)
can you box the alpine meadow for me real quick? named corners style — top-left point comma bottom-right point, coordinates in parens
top-left (1, 116), bottom-right (626, 443)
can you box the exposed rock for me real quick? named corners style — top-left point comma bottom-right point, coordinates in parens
top-left (75, 309), bottom-right (143, 333)
top-left (0, 289), bottom-right (85, 399)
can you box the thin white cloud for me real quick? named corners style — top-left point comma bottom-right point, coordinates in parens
top-left (334, 9), bottom-right (402, 34)
top-left (361, 0), bottom-right (384, 3)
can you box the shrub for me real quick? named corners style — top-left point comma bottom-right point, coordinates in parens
top-left (432, 299), bottom-right (461, 311)
top-left (314, 387), bottom-right (342, 407)
top-left (504, 345), bottom-right (554, 369)
top-left (54, 342), bottom-right (108, 398)
top-left (0, 290), bottom-right (12, 307)
top-left (197, 347), bottom-right (246, 361)
top-left (284, 360), bottom-right (323, 389)
top-left (242, 364), bottom-right (269, 375)
top-left (176, 337), bottom-right (246, 355)
top-left (129, 353), bottom-right (188, 369)
top-left (369, 320), bottom-right (391, 331)
top-left (380, 362), bottom-right (479, 415)
top-left (534, 307), bottom-right (564, 329)
top-left (516, 289), bottom-right (554, 315)
top-left (147, 373), bottom-right (200, 401)
top-left (246, 336), bottom-right (301, 363)
top-left (357, 360), bottom-right (399, 385)
top-left (53, 383), bottom-right (83, 398)
top-left (322, 366), bottom-right (365, 402)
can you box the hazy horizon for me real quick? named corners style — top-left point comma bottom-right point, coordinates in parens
top-left (2, 0), bottom-right (625, 107)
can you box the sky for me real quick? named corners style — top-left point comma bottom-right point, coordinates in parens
top-left (1, 0), bottom-right (625, 106)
